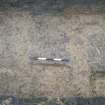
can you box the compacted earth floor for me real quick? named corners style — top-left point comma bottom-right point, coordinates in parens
top-left (0, 0), bottom-right (105, 105)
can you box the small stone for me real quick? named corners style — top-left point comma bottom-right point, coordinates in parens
top-left (2, 98), bottom-right (13, 105)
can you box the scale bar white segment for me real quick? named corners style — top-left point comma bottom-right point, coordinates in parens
top-left (37, 58), bottom-right (47, 60)
top-left (53, 58), bottom-right (62, 61)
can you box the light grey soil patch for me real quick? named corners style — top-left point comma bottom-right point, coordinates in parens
top-left (0, 2), bottom-right (105, 97)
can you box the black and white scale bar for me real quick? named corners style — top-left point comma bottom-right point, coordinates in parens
top-left (31, 57), bottom-right (69, 62)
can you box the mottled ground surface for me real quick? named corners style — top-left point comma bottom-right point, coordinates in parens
top-left (0, 0), bottom-right (105, 99)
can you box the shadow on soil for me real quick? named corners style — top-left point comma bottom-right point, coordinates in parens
top-left (0, 96), bottom-right (105, 105)
top-left (0, 0), bottom-right (100, 16)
